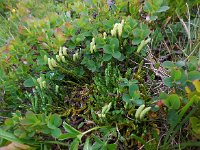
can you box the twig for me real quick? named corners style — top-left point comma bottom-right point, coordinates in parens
top-left (157, 134), bottom-right (166, 150)
top-left (139, 138), bottom-right (155, 150)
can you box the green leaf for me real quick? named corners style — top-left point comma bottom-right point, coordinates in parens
top-left (117, 53), bottom-right (125, 61)
top-left (190, 117), bottom-right (200, 137)
top-left (176, 61), bottom-right (185, 68)
top-left (171, 69), bottom-right (182, 81)
top-left (188, 56), bottom-right (198, 71)
top-left (63, 122), bottom-right (81, 135)
top-left (112, 51), bottom-right (121, 59)
top-left (132, 99), bottom-right (144, 106)
top-left (74, 67), bottom-right (84, 76)
top-left (132, 39), bottom-right (142, 45)
top-left (119, 78), bottom-right (129, 87)
top-left (37, 56), bottom-right (46, 65)
top-left (122, 94), bottom-right (131, 103)
top-left (125, 46), bottom-right (136, 54)
top-left (167, 109), bottom-right (179, 126)
top-left (164, 94), bottom-right (180, 109)
top-left (106, 144), bottom-right (117, 150)
top-left (40, 126), bottom-right (51, 134)
top-left (193, 80), bottom-right (200, 92)
top-left (156, 6), bottom-right (170, 13)
top-left (92, 142), bottom-right (102, 150)
top-left (178, 70), bottom-right (187, 85)
top-left (23, 78), bottom-right (35, 87)
top-left (20, 111), bottom-right (38, 125)
top-left (84, 59), bottom-right (97, 72)
top-left (14, 128), bottom-right (27, 139)
top-left (128, 80), bottom-right (138, 85)
top-left (110, 38), bottom-right (119, 50)
top-left (51, 128), bottom-right (62, 138)
top-left (149, 15), bottom-right (158, 21)
top-left (49, 114), bottom-right (62, 128)
top-left (159, 92), bottom-right (168, 99)
top-left (102, 54), bottom-right (112, 61)
top-left (83, 138), bottom-right (92, 150)
top-left (163, 77), bottom-right (173, 87)
top-left (131, 91), bottom-right (141, 100)
top-left (103, 45), bottom-right (112, 54)
top-left (95, 37), bottom-right (106, 48)
top-left (5, 118), bottom-right (14, 127)
top-left (59, 133), bottom-right (77, 140)
top-left (127, 17), bottom-right (138, 28)
top-left (133, 24), bottom-right (150, 43)
top-left (92, 135), bottom-right (103, 145)
top-left (162, 61), bottom-right (176, 68)
top-left (188, 71), bottom-right (200, 81)
top-left (129, 84), bottom-right (139, 97)
top-left (0, 128), bottom-right (22, 143)
top-left (70, 138), bottom-right (80, 150)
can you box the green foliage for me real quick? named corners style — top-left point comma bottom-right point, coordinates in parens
top-left (166, 0), bottom-right (199, 17)
top-left (186, 80), bottom-right (200, 139)
top-left (59, 122), bottom-right (101, 150)
top-left (162, 57), bottom-right (200, 88)
top-left (163, 94), bottom-right (180, 109)
top-left (190, 117), bottom-right (200, 138)
top-left (144, 0), bottom-right (170, 20)
top-left (0, 127), bottom-right (21, 143)
top-left (160, 55), bottom-right (200, 148)
top-left (122, 78), bottom-right (144, 105)
top-left (3, 111), bottom-right (62, 140)
top-left (89, 63), bottom-right (154, 147)
top-left (92, 63), bottom-right (122, 107)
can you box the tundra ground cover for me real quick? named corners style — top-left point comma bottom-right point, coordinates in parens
top-left (0, 0), bottom-right (200, 149)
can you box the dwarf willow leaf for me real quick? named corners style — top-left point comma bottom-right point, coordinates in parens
top-left (157, 6), bottom-right (170, 12)
top-left (164, 94), bottom-right (180, 109)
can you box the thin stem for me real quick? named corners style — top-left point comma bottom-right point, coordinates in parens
top-left (82, 126), bottom-right (101, 135)
top-left (168, 108), bottom-right (197, 144)
top-left (43, 140), bottom-right (68, 146)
